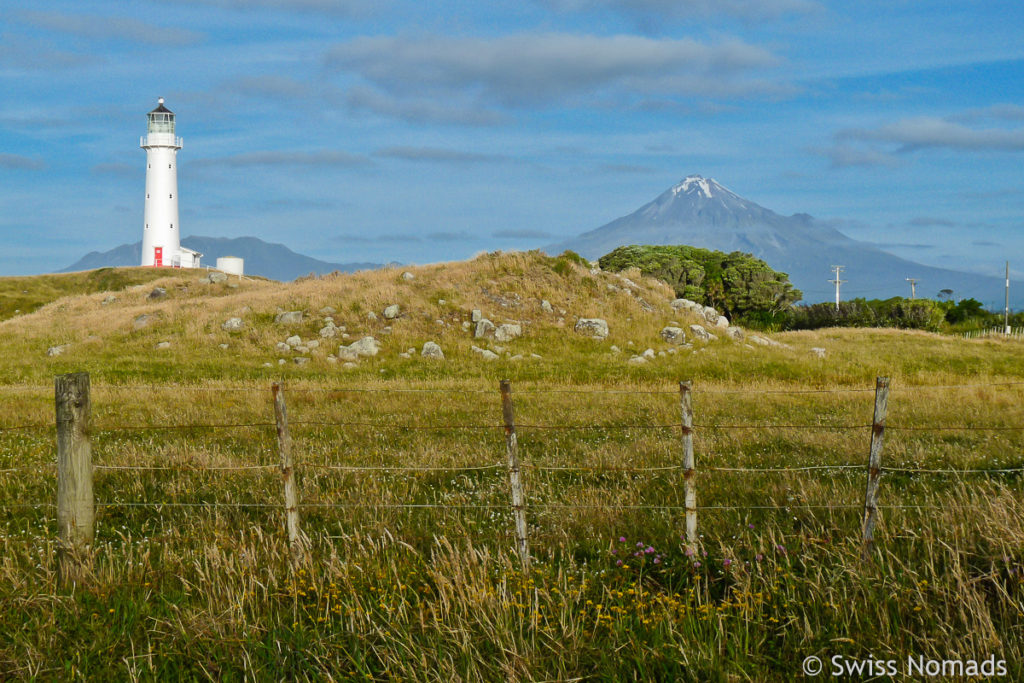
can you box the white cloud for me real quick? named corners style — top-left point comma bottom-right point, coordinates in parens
top-left (839, 117), bottom-right (1024, 152)
top-left (19, 11), bottom-right (202, 46)
top-left (540, 0), bottom-right (820, 21)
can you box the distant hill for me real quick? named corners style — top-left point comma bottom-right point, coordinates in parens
top-left (62, 236), bottom-right (382, 281)
top-left (548, 175), bottom-right (1016, 307)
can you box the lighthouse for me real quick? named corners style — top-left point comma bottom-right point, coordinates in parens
top-left (140, 98), bottom-right (201, 268)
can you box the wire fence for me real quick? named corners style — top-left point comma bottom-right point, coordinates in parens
top-left (4, 374), bottom-right (1024, 573)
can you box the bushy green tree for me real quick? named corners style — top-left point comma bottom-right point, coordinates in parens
top-left (598, 245), bottom-right (801, 318)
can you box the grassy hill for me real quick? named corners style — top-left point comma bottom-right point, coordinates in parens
top-left (1, 251), bottom-right (1022, 680)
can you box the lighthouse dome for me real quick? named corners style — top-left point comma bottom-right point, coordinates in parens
top-left (147, 98), bottom-right (175, 134)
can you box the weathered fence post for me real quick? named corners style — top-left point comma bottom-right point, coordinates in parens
top-left (499, 379), bottom-right (531, 571)
top-left (272, 383), bottom-right (303, 565)
top-left (861, 376), bottom-right (890, 560)
top-left (679, 380), bottom-right (698, 550)
top-left (56, 372), bottom-right (94, 582)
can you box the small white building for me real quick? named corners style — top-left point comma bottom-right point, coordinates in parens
top-left (140, 98), bottom-right (201, 268)
top-left (216, 256), bottom-right (244, 276)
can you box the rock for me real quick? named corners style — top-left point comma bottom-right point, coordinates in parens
top-left (607, 284), bottom-right (619, 292)
top-left (278, 358), bottom-right (286, 365)
top-left (726, 326), bottom-right (745, 341)
top-left (381, 326), bottom-right (392, 335)
top-left (155, 341), bottom-right (171, 349)
top-left (494, 323), bottom-right (522, 343)
top-left (660, 326), bottom-right (686, 345)
top-left (541, 299), bottom-right (553, 313)
top-left (294, 357), bottom-right (310, 365)
top-left (401, 271), bottom-right (415, 280)
top-left (227, 282), bottom-right (238, 289)
top-left (574, 318), bottom-right (609, 339)
top-left (471, 345), bottom-right (499, 360)
top-left (398, 352), bottom-right (411, 359)
top-left (307, 339), bottom-right (320, 349)
top-left (811, 347), bottom-right (827, 358)
top-left (627, 355), bottom-right (647, 365)
top-left (610, 345), bottom-right (621, 353)
top-left (198, 276), bottom-right (211, 284)
top-left (509, 354), bottom-right (523, 361)
top-left (342, 362), bottom-right (358, 369)
top-left (666, 347), bottom-right (678, 354)
top-left (407, 348), bottom-right (416, 354)
top-left (133, 314), bottom-right (150, 330)
top-left (262, 362), bottom-right (274, 367)
top-left (435, 319), bottom-right (445, 326)
top-left (474, 318), bottom-right (496, 339)
top-left (421, 341), bottom-right (445, 359)
top-left (221, 317), bottom-right (244, 331)
top-left (716, 316), bottom-right (730, 329)
top-left (702, 306), bottom-right (719, 324)
top-left (320, 306), bottom-right (336, 315)
top-left (670, 298), bottom-right (696, 310)
top-left (658, 351), bottom-right (666, 357)
top-left (276, 342), bottom-right (291, 353)
top-left (46, 344), bottom-right (69, 357)
top-left (530, 353), bottom-right (542, 359)
top-left (209, 271), bottom-right (228, 284)
top-left (339, 336), bottom-right (380, 359)
top-left (148, 287), bottom-right (167, 300)
top-left (367, 311), bottom-right (378, 321)
top-left (461, 321), bottom-right (472, 331)
top-left (101, 295), bottom-right (116, 305)
top-left (285, 335), bottom-right (302, 347)
top-left (319, 323), bottom-right (337, 338)
top-left (471, 309), bottom-right (482, 323)
top-left (326, 356), bottom-right (338, 363)
top-left (383, 304), bottom-right (401, 320)
top-left (275, 311), bottom-right (303, 325)
top-left (438, 299), bottom-right (446, 305)
top-left (341, 333), bottom-right (350, 339)
top-left (689, 324), bottom-right (715, 342)
top-left (219, 343), bottom-right (229, 349)
top-left (642, 348), bottom-right (655, 360)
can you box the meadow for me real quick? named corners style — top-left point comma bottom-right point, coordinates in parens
top-left (1, 252), bottom-right (1022, 680)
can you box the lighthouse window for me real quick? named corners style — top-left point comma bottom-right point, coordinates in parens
top-left (146, 194), bottom-right (149, 198)
top-left (169, 193), bottom-right (173, 198)
top-left (169, 164), bottom-right (172, 168)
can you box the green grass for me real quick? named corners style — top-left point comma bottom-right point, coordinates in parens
top-left (1, 253), bottom-right (1022, 680)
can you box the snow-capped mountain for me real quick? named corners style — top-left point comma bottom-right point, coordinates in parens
top-left (548, 175), bottom-right (1011, 305)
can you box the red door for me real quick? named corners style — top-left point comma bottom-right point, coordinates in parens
top-left (154, 247), bottom-right (163, 267)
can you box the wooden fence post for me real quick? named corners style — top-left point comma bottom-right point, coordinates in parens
top-left (56, 372), bottom-right (94, 581)
top-left (861, 376), bottom-right (890, 560)
top-left (679, 380), bottom-right (697, 550)
top-left (272, 383), bottom-right (303, 564)
top-left (499, 379), bottom-right (531, 571)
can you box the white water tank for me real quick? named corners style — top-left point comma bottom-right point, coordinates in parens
top-left (217, 256), bottom-right (244, 276)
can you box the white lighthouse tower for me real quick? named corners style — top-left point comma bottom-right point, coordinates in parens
top-left (140, 98), bottom-right (200, 268)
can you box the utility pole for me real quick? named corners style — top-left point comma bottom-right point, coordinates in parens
top-left (829, 265), bottom-right (846, 311)
top-left (905, 278), bottom-right (917, 300)
top-left (1005, 261), bottom-right (1011, 335)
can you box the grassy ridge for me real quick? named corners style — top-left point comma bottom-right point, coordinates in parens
top-left (1, 252), bottom-right (1022, 680)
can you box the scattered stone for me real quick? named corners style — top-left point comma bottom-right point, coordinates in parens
top-left (133, 314), bottom-right (150, 330)
top-left (421, 341), bottom-right (445, 359)
top-left (401, 271), bottom-right (415, 280)
top-left (383, 304), bottom-right (401, 320)
top-left (263, 362), bottom-right (273, 367)
top-left (541, 299), bottom-right (553, 313)
top-left (492, 344), bottom-right (507, 354)
top-left (221, 317), bottom-right (244, 331)
top-left (658, 351), bottom-right (666, 358)
top-left (474, 318), bottom-right (496, 339)
top-left (715, 316), bottom-right (730, 329)
top-left (101, 295), bottom-right (117, 305)
top-left (320, 306), bottom-right (336, 315)
top-left (726, 326), bottom-right (745, 341)
top-left (461, 321), bottom-right (472, 331)
top-left (326, 356), bottom-right (338, 363)
top-left (509, 354), bottom-right (523, 361)
top-left (148, 287), bottom-right (167, 301)
top-left (286, 335), bottom-right (302, 347)
top-left (660, 326), bottom-right (686, 345)
top-left (810, 347), bottom-right (827, 358)
top-left (319, 323), bottom-right (338, 338)
top-left (155, 341), bottom-right (171, 349)
top-left (209, 271), bottom-right (228, 284)
top-left (227, 282), bottom-right (238, 289)
top-left (435, 319), bottom-right (445, 326)
top-left (438, 299), bottom-right (446, 305)
top-left (494, 323), bottom-right (522, 343)
top-left (642, 348), bottom-right (656, 360)
top-left (339, 336), bottom-right (380, 359)
top-left (610, 345), bottom-right (621, 353)
top-left (574, 318), bottom-right (609, 339)
top-left (294, 357), bottom-right (310, 365)
top-left (666, 347), bottom-right (678, 355)
top-left (342, 362), bottom-right (357, 369)
top-left (471, 345), bottom-right (499, 360)
top-left (278, 358), bottom-right (287, 365)
top-left (670, 298), bottom-right (697, 311)
top-left (471, 309), bottom-right (482, 323)
top-left (407, 348), bottom-right (416, 354)
top-left (276, 342), bottom-right (291, 353)
top-left (307, 339), bottom-right (320, 349)
top-left (341, 333), bottom-right (350, 339)
top-left (627, 355), bottom-right (647, 365)
top-left (381, 326), bottom-right (392, 335)
top-left (275, 311), bottom-right (303, 325)
top-left (530, 353), bottom-right (542, 360)
top-left (689, 324), bottom-right (715, 342)
top-left (46, 344), bottom-right (70, 357)
top-left (219, 343), bottom-right (229, 350)
top-left (702, 306), bottom-right (719, 324)
top-left (607, 284), bottom-right (619, 292)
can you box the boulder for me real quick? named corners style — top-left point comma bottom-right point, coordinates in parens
top-left (401, 271), bottom-right (415, 280)
top-left (716, 316), bottom-right (730, 329)
top-left (320, 306), bottom-right (336, 315)
top-left (541, 299), bottom-right (553, 313)
top-left (101, 295), bottom-right (116, 305)
top-left (294, 357), bottom-right (310, 365)
top-left (342, 362), bottom-right (358, 369)
top-left (627, 355), bottom-right (647, 365)
top-left (209, 271), bottom-right (228, 284)
top-left (726, 326), bottom-right (745, 341)
top-left (471, 309), bottom-right (482, 322)
top-left (221, 317), bottom-right (244, 331)
top-left (474, 318), bottom-right (496, 339)
top-left (148, 287), bottom-right (167, 300)
top-left (155, 341), bottom-right (171, 349)
top-left (339, 336), bottom-right (380, 359)
top-left (421, 341), bottom-right (445, 359)
top-left (46, 344), bottom-right (69, 357)
top-left (295, 345), bottom-right (309, 353)
top-left (574, 318), bottom-right (609, 339)
top-left (218, 343), bottom-right (229, 349)
top-left (276, 342), bottom-right (291, 353)
top-left (642, 348), bottom-right (655, 360)
top-left (285, 335), bottom-right (302, 347)
top-left (659, 326), bottom-right (686, 345)
top-left (689, 324), bottom-right (715, 342)
top-left (471, 345), bottom-right (499, 360)
top-left (367, 311), bottom-right (378, 321)
top-left (319, 323), bottom-right (338, 338)
top-left (670, 298), bottom-right (697, 311)
top-left (275, 310), bottom-right (303, 325)
top-left (383, 304), bottom-right (401, 320)
top-left (702, 306), bottom-right (719, 324)
top-left (133, 314), bottom-right (150, 330)
top-left (494, 323), bottom-right (522, 343)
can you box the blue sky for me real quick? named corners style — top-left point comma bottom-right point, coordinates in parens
top-left (1, 0), bottom-right (1022, 298)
